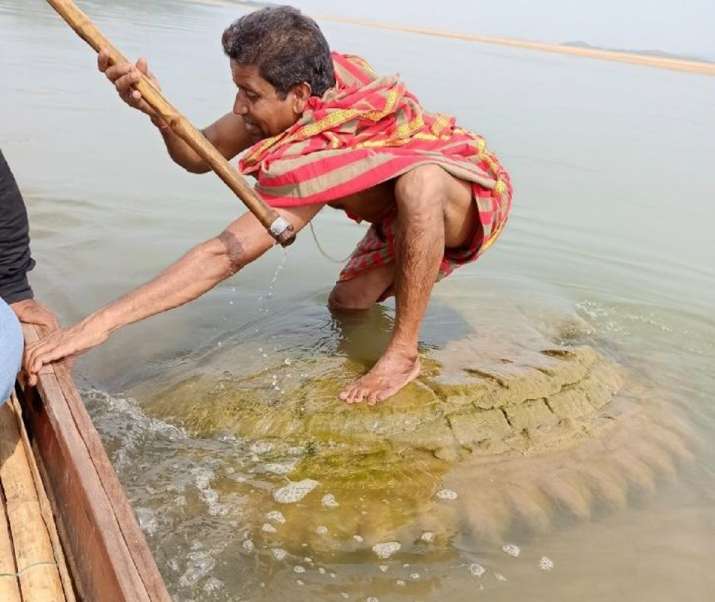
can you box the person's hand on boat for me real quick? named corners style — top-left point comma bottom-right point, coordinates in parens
top-left (23, 318), bottom-right (110, 387)
top-left (10, 299), bottom-right (60, 334)
top-left (98, 48), bottom-right (162, 121)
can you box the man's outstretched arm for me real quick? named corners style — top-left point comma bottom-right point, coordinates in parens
top-left (23, 203), bottom-right (323, 384)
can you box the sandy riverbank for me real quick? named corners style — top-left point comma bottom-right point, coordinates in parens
top-left (231, 2), bottom-right (714, 76)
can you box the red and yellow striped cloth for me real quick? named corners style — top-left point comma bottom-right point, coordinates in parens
top-left (239, 52), bottom-right (512, 282)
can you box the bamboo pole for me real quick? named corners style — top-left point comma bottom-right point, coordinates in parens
top-left (45, 0), bottom-right (296, 247)
top-left (0, 404), bottom-right (65, 602)
top-left (0, 493), bottom-right (22, 602)
top-left (9, 394), bottom-right (76, 602)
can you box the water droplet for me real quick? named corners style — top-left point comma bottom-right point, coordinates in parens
top-left (495, 572), bottom-right (508, 582)
top-left (420, 531), bottom-right (435, 543)
top-left (353, 535), bottom-right (364, 543)
top-left (294, 565), bottom-right (306, 574)
top-left (409, 573), bottom-right (420, 580)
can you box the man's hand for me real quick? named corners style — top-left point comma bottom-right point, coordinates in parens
top-left (10, 299), bottom-right (60, 333)
top-left (24, 318), bottom-right (110, 386)
top-left (98, 48), bottom-right (162, 119)
top-left (22, 204), bottom-right (323, 386)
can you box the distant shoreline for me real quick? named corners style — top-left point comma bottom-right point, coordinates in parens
top-left (229, 2), bottom-right (715, 76)
top-left (317, 15), bottom-right (715, 76)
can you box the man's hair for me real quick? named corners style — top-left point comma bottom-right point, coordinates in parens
top-left (222, 6), bottom-right (336, 98)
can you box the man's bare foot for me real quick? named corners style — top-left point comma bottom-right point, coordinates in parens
top-left (340, 351), bottom-right (421, 405)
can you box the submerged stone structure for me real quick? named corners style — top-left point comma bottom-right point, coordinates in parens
top-left (142, 306), bottom-right (694, 556)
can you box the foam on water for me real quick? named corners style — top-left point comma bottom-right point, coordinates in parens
top-left (273, 479), bottom-right (320, 504)
top-left (540, 556), bottom-right (555, 571)
top-left (372, 542), bottom-right (401, 559)
top-left (469, 563), bottom-right (486, 577)
top-left (435, 488), bottom-right (459, 500)
top-left (321, 494), bottom-right (339, 508)
top-left (266, 510), bottom-right (286, 524)
top-left (502, 543), bottom-right (521, 558)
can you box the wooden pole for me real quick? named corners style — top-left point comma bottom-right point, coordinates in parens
top-left (45, 0), bottom-right (296, 247)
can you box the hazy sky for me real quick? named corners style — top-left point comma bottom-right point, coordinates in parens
top-left (290, 0), bottom-right (715, 60)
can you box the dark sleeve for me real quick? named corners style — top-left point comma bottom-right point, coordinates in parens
top-left (0, 149), bottom-right (35, 304)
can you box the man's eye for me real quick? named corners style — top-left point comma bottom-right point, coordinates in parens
top-left (246, 91), bottom-right (258, 101)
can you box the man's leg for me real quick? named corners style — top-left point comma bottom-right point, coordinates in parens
top-left (339, 165), bottom-right (469, 404)
top-left (328, 263), bottom-right (394, 311)
top-left (0, 299), bottom-right (23, 404)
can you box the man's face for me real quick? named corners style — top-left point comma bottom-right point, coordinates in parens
top-left (231, 60), bottom-right (306, 139)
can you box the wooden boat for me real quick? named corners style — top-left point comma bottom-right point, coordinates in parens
top-left (1, 324), bottom-right (171, 601)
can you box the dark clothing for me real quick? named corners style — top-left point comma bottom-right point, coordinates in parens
top-left (0, 150), bottom-right (34, 304)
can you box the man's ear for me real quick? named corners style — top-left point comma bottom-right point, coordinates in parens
top-left (291, 82), bottom-right (313, 114)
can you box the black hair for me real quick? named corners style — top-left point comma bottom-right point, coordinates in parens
top-left (222, 6), bottom-right (336, 98)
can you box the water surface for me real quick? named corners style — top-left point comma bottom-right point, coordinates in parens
top-left (1, 1), bottom-right (714, 600)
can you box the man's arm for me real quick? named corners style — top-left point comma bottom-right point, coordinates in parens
top-left (98, 50), bottom-right (256, 173)
top-left (156, 111), bottom-right (256, 174)
top-left (24, 203), bottom-right (323, 384)
top-left (0, 150), bottom-right (59, 332)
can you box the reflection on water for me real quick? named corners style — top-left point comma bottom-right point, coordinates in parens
top-left (2, 0), bottom-right (715, 600)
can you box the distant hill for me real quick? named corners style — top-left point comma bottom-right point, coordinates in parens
top-left (563, 40), bottom-right (713, 64)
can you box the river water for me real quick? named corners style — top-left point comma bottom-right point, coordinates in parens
top-left (2, 1), bottom-right (714, 601)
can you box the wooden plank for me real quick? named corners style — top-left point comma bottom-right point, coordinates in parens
top-left (18, 325), bottom-right (171, 601)
top-left (0, 403), bottom-right (65, 601)
top-left (9, 393), bottom-right (76, 602)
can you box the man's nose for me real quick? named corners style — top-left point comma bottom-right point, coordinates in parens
top-left (233, 93), bottom-right (249, 115)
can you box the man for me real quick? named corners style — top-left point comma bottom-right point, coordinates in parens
top-left (25, 6), bottom-right (511, 404)
top-left (1, 150), bottom-right (59, 404)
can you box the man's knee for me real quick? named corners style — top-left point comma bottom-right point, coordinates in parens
top-left (328, 284), bottom-right (375, 312)
top-left (394, 165), bottom-right (449, 215)
top-left (0, 300), bottom-right (23, 403)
